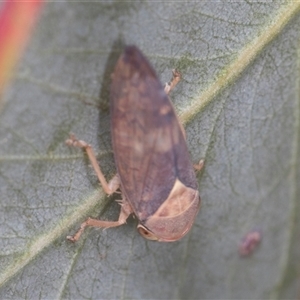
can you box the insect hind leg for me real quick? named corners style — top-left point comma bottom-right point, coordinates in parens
top-left (66, 134), bottom-right (119, 195)
top-left (194, 159), bottom-right (205, 172)
top-left (164, 69), bottom-right (181, 95)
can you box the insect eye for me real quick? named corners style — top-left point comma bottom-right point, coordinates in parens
top-left (137, 224), bottom-right (158, 241)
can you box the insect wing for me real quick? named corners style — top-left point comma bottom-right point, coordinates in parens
top-left (110, 46), bottom-right (199, 223)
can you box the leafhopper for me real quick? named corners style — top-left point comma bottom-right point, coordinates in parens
top-left (67, 46), bottom-right (202, 242)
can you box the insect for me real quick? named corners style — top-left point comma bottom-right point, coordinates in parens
top-left (66, 46), bottom-right (203, 242)
top-left (239, 230), bottom-right (262, 256)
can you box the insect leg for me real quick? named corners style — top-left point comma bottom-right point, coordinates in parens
top-left (164, 69), bottom-right (204, 175)
top-left (163, 69), bottom-right (187, 139)
top-left (67, 196), bottom-right (133, 242)
top-left (164, 69), bottom-right (181, 95)
top-left (194, 159), bottom-right (205, 172)
top-left (66, 134), bottom-right (117, 195)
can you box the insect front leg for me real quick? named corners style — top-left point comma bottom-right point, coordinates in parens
top-left (67, 196), bottom-right (133, 242)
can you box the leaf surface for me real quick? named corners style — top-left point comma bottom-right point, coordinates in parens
top-left (0, 2), bottom-right (300, 299)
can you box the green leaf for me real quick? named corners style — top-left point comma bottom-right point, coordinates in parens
top-left (1, 2), bottom-right (300, 299)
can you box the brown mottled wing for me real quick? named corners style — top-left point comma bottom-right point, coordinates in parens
top-left (110, 46), bottom-right (198, 221)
